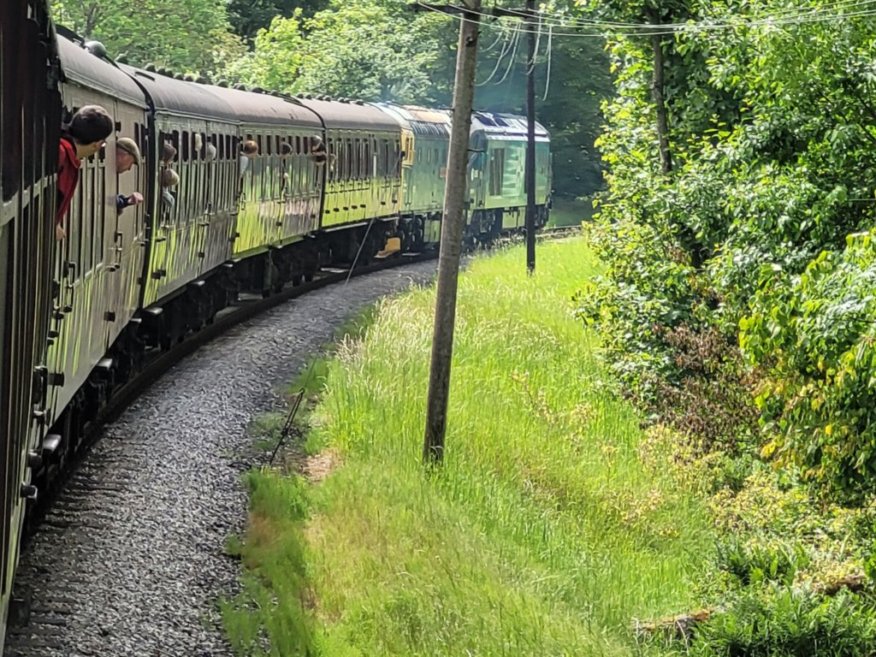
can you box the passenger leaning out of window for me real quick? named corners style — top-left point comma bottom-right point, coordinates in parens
top-left (309, 135), bottom-right (327, 167)
top-left (56, 105), bottom-right (114, 240)
top-left (239, 139), bottom-right (259, 176)
top-left (115, 137), bottom-right (144, 214)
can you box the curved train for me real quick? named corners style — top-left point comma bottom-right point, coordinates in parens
top-left (0, 3), bottom-right (552, 642)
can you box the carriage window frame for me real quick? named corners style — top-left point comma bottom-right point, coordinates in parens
top-left (328, 137), bottom-right (336, 182)
top-left (182, 131), bottom-right (190, 162)
top-left (353, 138), bottom-right (361, 180)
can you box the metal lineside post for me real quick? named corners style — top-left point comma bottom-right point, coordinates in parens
top-left (525, 0), bottom-right (537, 274)
top-left (423, 0), bottom-right (481, 464)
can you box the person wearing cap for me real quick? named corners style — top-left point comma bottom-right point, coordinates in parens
top-left (116, 137), bottom-right (144, 214)
top-left (56, 104), bottom-right (114, 240)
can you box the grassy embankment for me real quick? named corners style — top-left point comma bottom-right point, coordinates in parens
top-left (223, 238), bottom-right (715, 656)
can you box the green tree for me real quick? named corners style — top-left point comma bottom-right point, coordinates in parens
top-left (582, 0), bottom-right (876, 497)
top-left (227, 0), bottom-right (326, 43)
top-left (224, 13), bottom-right (307, 91)
top-left (50, 0), bottom-right (243, 74)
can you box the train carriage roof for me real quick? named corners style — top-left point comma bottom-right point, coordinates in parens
top-left (202, 85), bottom-right (321, 128)
top-left (375, 103), bottom-right (450, 137)
top-left (471, 112), bottom-right (550, 140)
top-left (120, 64), bottom-right (239, 122)
top-left (296, 97), bottom-right (400, 133)
top-left (57, 36), bottom-right (146, 108)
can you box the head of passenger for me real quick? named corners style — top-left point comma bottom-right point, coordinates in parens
top-left (116, 137), bottom-right (141, 173)
top-left (66, 105), bottom-right (113, 159)
top-left (160, 168), bottom-right (180, 188)
top-left (310, 135), bottom-right (324, 151)
top-left (280, 142), bottom-right (293, 158)
top-left (242, 140), bottom-right (259, 156)
top-left (161, 141), bottom-right (177, 164)
top-left (204, 143), bottom-right (217, 162)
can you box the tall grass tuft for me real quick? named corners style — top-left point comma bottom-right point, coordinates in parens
top-left (225, 238), bottom-right (716, 657)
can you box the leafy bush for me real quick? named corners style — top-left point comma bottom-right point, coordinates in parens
top-left (688, 588), bottom-right (876, 657)
top-left (741, 230), bottom-right (876, 498)
top-left (716, 537), bottom-right (808, 587)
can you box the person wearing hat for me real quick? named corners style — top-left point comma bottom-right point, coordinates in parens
top-left (116, 137), bottom-right (144, 213)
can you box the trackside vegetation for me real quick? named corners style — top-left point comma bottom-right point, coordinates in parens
top-left (222, 239), bottom-right (719, 656)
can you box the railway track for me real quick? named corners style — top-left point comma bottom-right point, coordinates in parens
top-left (5, 254), bottom-right (440, 657)
top-left (5, 227), bottom-right (578, 655)
top-left (19, 250), bottom-right (434, 540)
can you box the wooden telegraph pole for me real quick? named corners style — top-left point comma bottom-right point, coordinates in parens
top-left (422, 0), bottom-right (482, 464)
top-left (524, 0), bottom-right (537, 274)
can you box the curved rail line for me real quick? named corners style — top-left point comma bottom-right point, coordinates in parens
top-left (20, 251), bottom-right (433, 540)
top-left (20, 225), bottom-right (581, 536)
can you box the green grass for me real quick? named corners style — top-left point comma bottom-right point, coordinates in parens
top-left (224, 238), bottom-right (716, 657)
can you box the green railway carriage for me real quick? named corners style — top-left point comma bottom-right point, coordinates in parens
top-left (468, 112), bottom-right (552, 235)
top-left (121, 64), bottom-right (241, 311)
top-left (204, 86), bottom-right (323, 259)
top-left (0, 1), bottom-right (59, 632)
top-left (296, 97), bottom-right (403, 232)
top-left (375, 104), bottom-right (450, 248)
top-left (49, 39), bottom-right (151, 429)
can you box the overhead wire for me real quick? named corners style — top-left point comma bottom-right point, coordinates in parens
top-left (478, 0), bottom-right (876, 30)
top-left (476, 24), bottom-right (516, 86)
top-left (542, 24), bottom-right (553, 101)
top-left (495, 23), bottom-right (521, 83)
top-left (408, 0), bottom-right (876, 39)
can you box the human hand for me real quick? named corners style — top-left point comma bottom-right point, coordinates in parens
top-left (129, 192), bottom-right (144, 205)
top-left (55, 224), bottom-right (66, 241)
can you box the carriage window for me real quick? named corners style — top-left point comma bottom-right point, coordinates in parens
top-left (364, 140), bottom-right (371, 178)
top-left (489, 148), bottom-right (505, 196)
top-left (96, 158), bottom-right (106, 268)
top-left (352, 139), bottom-right (360, 180)
top-left (170, 130), bottom-right (180, 158)
top-left (182, 132), bottom-right (190, 162)
top-left (385, 141), bottom-right (392, 177)
top-left (68, 179), bottom-right (84, 280)
top-left (79, 168), bottom-right (92, 274)
top-left (295, 136), bottom-right (302, 155)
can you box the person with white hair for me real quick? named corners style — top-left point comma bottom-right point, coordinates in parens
top-left (160, 167), bottom-right (180, 212)
top-left (115, 137), bottom-right (144, 214)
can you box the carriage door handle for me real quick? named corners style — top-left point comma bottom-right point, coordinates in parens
top-left (108, 231), bottom-right (123, 272)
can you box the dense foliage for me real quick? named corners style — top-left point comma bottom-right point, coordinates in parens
top-left (582, 0), bottom-right (876, 498)
top-left (50, 0), bottom-right (244, 73)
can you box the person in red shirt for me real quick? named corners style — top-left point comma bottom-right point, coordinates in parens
top-left (56, 105), bottom-right (114, 240)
